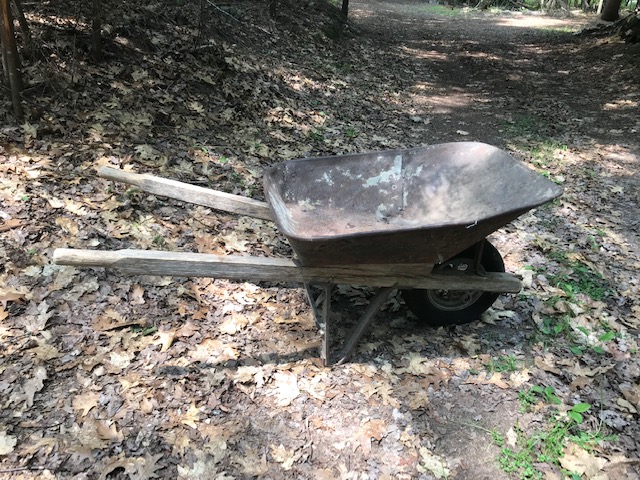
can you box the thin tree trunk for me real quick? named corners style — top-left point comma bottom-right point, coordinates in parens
top-left (91, 0), bottom-right (102, 62)
top-left (1, 0), bottom-right (23, 120)
top-left (11, 0), bottom-right (29, 45)
top-left (342, 0), bottom-right (349, 18)
top-left (1, 40), bottom-right (9, 88)
top-left (600, 0), bottom-right (621, 20)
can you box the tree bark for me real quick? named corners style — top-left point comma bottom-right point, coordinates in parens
top-left (11, 0), bottom-right (29, 45)
top-left (341, 0), bottom-right (349, 18)
top-left (1, 0), bottom-right (23, 120)
top-left (91, 0), bottom-right (102, 62)
top-left (601, 0), bottom-right (621, 20)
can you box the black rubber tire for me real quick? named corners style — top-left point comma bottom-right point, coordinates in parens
top-left (401, 241), bottom-right (505, 327)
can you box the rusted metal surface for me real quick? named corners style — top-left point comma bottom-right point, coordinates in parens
top-left (264, 142), bottom-right (563, 266)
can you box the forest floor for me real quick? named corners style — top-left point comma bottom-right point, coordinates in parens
top-left (1, 0), bottom-right (640, 478)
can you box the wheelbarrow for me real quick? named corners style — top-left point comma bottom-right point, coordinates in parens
top-left (53, 142), bottom-right (562, 365)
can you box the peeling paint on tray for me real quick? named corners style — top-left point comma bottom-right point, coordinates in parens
top-left (297, 198), bottom-right (319, 210)
top-left (316, 171), bottom-right (334, 186)
top-left (363, 155), bottom-right (403, 188)
top-left (375, 203), bottom-right (391, 222)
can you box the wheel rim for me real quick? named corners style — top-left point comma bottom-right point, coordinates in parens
top-left (426, 257), bottom-right (483, 311)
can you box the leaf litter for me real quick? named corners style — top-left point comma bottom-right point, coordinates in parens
top-left (1, 0), bottom-right (640, 478)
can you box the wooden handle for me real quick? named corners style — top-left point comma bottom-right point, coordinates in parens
top-left (53, 248), bottom-right (521, 292)
top-left (97, 167), bottom-right (274, 221)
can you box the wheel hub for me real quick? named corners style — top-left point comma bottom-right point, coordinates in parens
top-left (427, 258), bottom-right (483, 311)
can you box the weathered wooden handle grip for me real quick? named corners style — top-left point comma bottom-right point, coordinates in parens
top-left (97, 167), bottom-right (273, 221)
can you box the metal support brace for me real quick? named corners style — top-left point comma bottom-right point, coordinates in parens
top-left (321, 284), bottom-right (332, 365)
top-left (304, 283), bottom-right (327, 330)
top-left (473, 238), bottom-right (487, 276)
top-left (305, 284), bottom-right (394, 366)
top-left (334, 287), bottom-right (394, 365)
top-left (304, 283), bottom-right (333, 365)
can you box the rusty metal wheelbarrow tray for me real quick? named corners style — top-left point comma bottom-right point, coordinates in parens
top-left (53, 142), bottom-right (562, 364)
top-left (263, 142), bottom-right (561, 267)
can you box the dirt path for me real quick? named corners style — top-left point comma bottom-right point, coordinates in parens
top-left (344, 2), bottom-right (640, 477)
top-left (1, 0), bottom-right (639, 478)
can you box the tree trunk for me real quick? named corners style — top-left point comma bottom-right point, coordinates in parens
top-left (601, 0), bottom-right (621, 20)
top-left (341, 0), bottom-right (349, 18)
top-left (1, 39), bottom-right (9, 88)
top-left (91, 0), bottom-right (102, 62)
top-left (1, 0), bottom-right (23, 120)
top-left (11, 0), bottom-right (29, 45)
top-left (618, 11), bottom-right (640, 42)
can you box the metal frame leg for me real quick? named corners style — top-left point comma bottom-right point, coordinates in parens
top-left (304, 284), bottom-right (394, 366)
top-left (473, 238), bottom-right (487, 276)
top-left (321, 284), bottom-right (331, 365)
top-left (304, 283), bottom-right (333, 366)
top-left (333, 287), bottom-right (394, 365)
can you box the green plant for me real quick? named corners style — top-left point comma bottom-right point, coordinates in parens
top-left (527, 141), bottom-right (567, 172)
top-left (569, 345), bottom-right (585, 355)
top-left (566, 403), bottom-right (591, 424)
top-left (504, 115), bottom-right (540, 138)
top-left (132, 325), bottom-right (158, 336)
top-left (345, 127), bottom-right (358, 138)
top-left (308, 128), bottom-right (325, 140)
top-left (544, 250), bottom-right (610, 301)
top-left (539, 26), bottom-right (576, 34)
top-left (496, 404), bottom-right (610, 479)
top-left (492, 430), bottom-right (505, 447)
top-left (421, 4), bottom-right (466, 17)
top-left (598, 331), bottom-right (616, 343)
top-left (519, 385), bottom-right (562, 412)
top-left (485, 354), bottom-right (519, 373)
top-left (230, 171), bottom-right (245, 186)
top-left (549, 265), bottom-right (608, 301)
top-left (538, 314), bottom-right (572, 338)
top-left (152, 235), bottom-right (166, 247)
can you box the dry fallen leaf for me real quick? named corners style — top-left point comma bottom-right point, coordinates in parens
top-left (534, 354), bottom-right (562, 375)
top-left (234, 449), bottom-right (269, 476)
top-left (129, 284), bottom-right (146, 305)
top-left (95, 421), bottom-right (124, 442)
top-left (417, 447), bottom-right (450, 479)
top-left (156, 329), bottom-right (176, 352)
top-left (560, 444), bottom-right (608, 478)
top-left (55, 216), bottom-right (79, 236)
top-left (27, 341), bottom-right (62, 362)
top-left (619, 383), bottom-right (640, 410)
top-left (0, 430), bottom-right (18, 455)
top-left (402, 352), bottom-right (439, 377)
top-left (464, 372), bottom-right (510, 389)
top-left (270, 443), bottom-right (299, 470)
top-left (19, 437), bottom-right (57, 456)
top-left (273, 371), bottom-right (300, 407)
top-left (73, 392), bottom-right (100, 417)
top-left (24, 366), bottom-right (48, 408)
top-left (359, 418), bottom-right (388, 454)
top-left (98, 452), bottom-right (164, 480)
top-left (219, 314), bottom-right (249, 334)
top-left (179, 404), bottom-right (201, 429)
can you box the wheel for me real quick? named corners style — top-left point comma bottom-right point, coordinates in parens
top-left (401, 241), bottom-right (505, 327)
